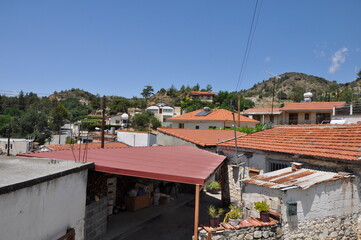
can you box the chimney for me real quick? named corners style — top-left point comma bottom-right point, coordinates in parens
top-left (292, 162), bottom-right (303, 171)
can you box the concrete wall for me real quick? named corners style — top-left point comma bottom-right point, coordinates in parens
top-left (0, 140), bottom-right (32, 155)
top-left (0, 170), bottom-right (88, 240)
top-left (117, 132), bottom-right (156, 146)
top-left (333, 114), bottom-right (361, 123)
top-left (183, 122), bottom-right (225, 129)
top-left (84, 197), bottom-right (108, 240)
top-left (156, 131), bottom-right (197, 147)
top-left (282, 177), bottom-right (360, 224)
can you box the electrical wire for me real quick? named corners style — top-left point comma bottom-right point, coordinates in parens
top-left (235, 0), bottom-right (263, 92)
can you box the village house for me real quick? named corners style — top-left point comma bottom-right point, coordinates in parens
top-left (106, 113), bottom-right (129, 128)
top-left (19, 145), bottom-right (226, 240)
top-left (190, 91), bottom-right (216, 102)
top-left (168, 108), bottom-right (259, 129)
top-left (146, 103), bottom-right (181, 127)
top-left (216, 124), bottom-right (361, 239)
top-left (0, 138), bottom-right (34, 155)
top-left (243, 101), bottom-right (346, 125)
top-left (0, 155), bottom-right (92, 240)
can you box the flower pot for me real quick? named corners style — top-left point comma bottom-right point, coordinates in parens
top-left (209, 217), bottom-right (220, 227)
top-left (229, 218), bottom-right (240, 226)
top-left (209, 188), bottom-right (220, 194)
top-left (260, 212), bottom-right (270, 222)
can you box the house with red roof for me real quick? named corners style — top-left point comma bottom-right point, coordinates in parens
top-left (168, 108), bottom-right (259, 129)
top-left (190, 91), bottom-right (216, 102)
top-left (216, 124), bottom-right (361, 239)
top-left (243, 101), bottom-right (346, 125)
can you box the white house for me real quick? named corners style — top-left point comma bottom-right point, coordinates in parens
top-left (0, 156), bottom-right (92, 240)
top-left (146, 103), bottom-right (178, 127)
top-left (168, 108), bottom-right (259, 129)
top-left (0, 138), bottom-right (34, 155)
top-left (107, 113), bottom-right (129, 127)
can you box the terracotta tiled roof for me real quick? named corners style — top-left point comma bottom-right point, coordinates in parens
top-left (281, 101), bottom-right (346, 111)
top-left (44, 142), bottom-right (129, 151)
top-left (203, 218), bottom-right (277, 232)
top-left (157, 128), bottom-right (245, 147)
top-left (219, 124), bottom-right (361, 161)
top-left (190, 91), bottom-right (216, 96)
top-left (243, 107), bottom-right (282, 114)
top-left (168, 109), bottom-right (259, 123)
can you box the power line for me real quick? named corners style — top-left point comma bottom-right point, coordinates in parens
top-left (235, 0), bottom-right (263, 92)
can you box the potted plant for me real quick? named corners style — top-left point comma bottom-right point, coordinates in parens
top-left (223, 205), bottom-right (242, 226)
top-left (254, 200), bottom-right (270, 222)
top-left (208, 205), bottom-right (224, 227)
top-left (207, 181), bottom-right (221, 194)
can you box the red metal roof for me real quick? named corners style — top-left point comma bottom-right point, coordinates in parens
top-left (44, 142), bottom-right (129, 150)
top-left (18, 145), bottom-right (226, 185)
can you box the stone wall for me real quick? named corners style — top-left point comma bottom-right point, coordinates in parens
top-left (283, 214), bottom-right (361, 240)
top-left (84, 197), bottom-right (108, 240)
top-left (202, 225), bottom-right (282, 240)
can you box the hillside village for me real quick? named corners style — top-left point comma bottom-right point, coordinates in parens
top-left (2, 72), bottom-right (361, 240)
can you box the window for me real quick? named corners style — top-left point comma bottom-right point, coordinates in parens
top-left (289, 113), bottom-right (298, 125)
top-left (115, 120), bottom-right (120, 124)
top-left (304, 113), bottom-right (309, 120)
top-left (195, 126), bottom-right (199, 129)
top-left (268, 160), bottom-right (289, 172)
top-left (253, 115), bottom-right (261, 121)
top-left (179, 123), bottom-right (184, 128)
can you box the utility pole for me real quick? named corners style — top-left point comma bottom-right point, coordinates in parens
top-left (101, 96), bottom-right (106, 149)
top-left (237, 94), bottom-right (241, 127)
top-left (264, 71), bottom-right (281, 125)
top-left (7, 125), bottom-right (11, 156)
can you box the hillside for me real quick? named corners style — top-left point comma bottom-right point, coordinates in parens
top-left (239, 72), bottom-right (361, 107)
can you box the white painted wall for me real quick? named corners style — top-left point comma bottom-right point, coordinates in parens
top-left (0, 170), bottom-right (88, 240)
top-left (117, 132), bottom-right (156, 146)
top-left (282, 177), bottom-right (360, 224)
top-left (0, 139), bottom-right (33, 155)
top-left (183, 122), bottom-right (224, 129)
top-left (333, 115), bottom-right (361, 124)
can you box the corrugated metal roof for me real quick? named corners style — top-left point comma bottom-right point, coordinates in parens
top-left (18, 145), bottom-right (226, 185)
top-left (242, 167), bottom-right (352, 190)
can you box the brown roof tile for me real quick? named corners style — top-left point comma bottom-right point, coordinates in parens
top-left (168, 109), bottom-right (259, 123)
top-left (281, 101), bottom-right (345, 111)
top-left (219, 124), bottom-right (361, 161)
top-left (157, 128), bottom-right (245, 147)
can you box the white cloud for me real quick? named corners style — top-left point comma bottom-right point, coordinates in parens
top-left (328, 47), bottom-right (348, 74)
top-left (265, 57), bottom-right (271, 62)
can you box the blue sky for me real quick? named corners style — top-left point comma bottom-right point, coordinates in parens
top-left (0, 0), bottom-right (360, 98)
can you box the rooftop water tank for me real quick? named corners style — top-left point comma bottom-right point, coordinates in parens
top-left (121, 113), bottom-right (129, 120)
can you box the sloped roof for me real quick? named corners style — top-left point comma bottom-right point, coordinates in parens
top-left (157, 128), bottom-right (245, 147)
top-left (168, 109), bottom-right (259, 123)
top-left (44, 142), bottom-right (129, 151)
top-left (281, 101), bottom-right (346, 111)
top-left (219, 124), bottom-right (361, 161)
top-left (190, 91), bottom-right (216, 96)
top-left (242, 167), bottom-right (352, 190)
top-left (19, 145), bottom-right (226, 185)
top-left (243, 107), bottom-right (282, 115)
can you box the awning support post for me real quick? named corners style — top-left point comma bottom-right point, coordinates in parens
top-left (194, 184), bottom-right (200, 240)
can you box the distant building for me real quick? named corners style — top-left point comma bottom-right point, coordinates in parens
top-left (190, 91), bottom-right (215, 102)
top-left (243, 107), bottom-right (282, 125)
top-left (117, 130), bottom-right (156, 146)
top-left (168, 108), bottom-right (259, 129)
top-left (0, 138), bottom-right (34, 155)
top-left (146, 103), bottom-right (179, 127)
top-left (107, 113), bottom-right (129, 127)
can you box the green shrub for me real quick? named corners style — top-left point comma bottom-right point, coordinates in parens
top-left (223, 205), bottom-right (242, 222)
top-left (254, 201), bottom-right (270, 213)
top-left (208, 205), bottom-right (224, 218)
top-left (207, 181), bottom-right (221, 190)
